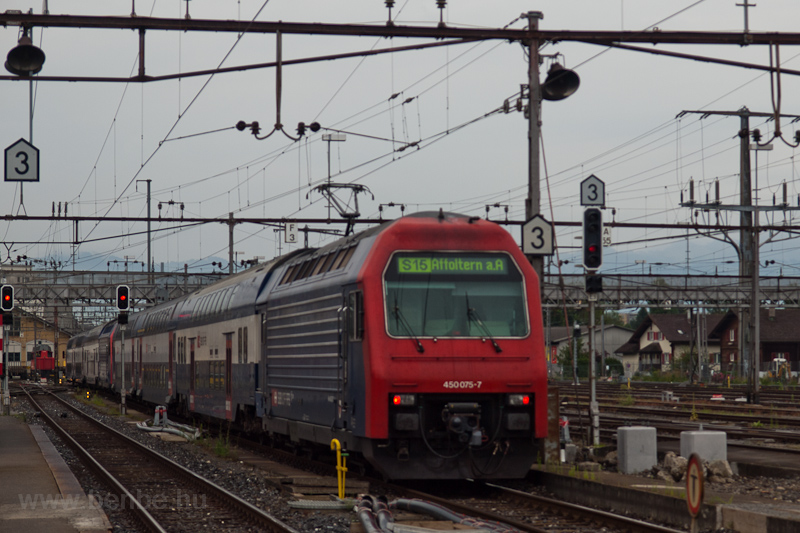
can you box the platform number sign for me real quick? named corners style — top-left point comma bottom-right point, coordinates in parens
top-left (522, 215), bottom-right (554, 256)
top-left (5, 139), bottom-right (40, 182)
top-left (686, 453), bottom-right (704, 519)
top-left (580, 174), bottom-right (605, 207)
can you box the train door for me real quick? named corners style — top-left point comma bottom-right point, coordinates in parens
top-left (189, 337), bottom-right (196, 411)
top-left (168, 331), bottom-right (174, 398)
top-left (225, 333), bottom-right (233, 420)
top-left (339, 287), bottom-right (363, 430)
top-left (337, 286), bottom-right (364, 430)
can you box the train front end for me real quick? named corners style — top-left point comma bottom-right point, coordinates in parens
top-left (358, 213), bottom-right (547, 479)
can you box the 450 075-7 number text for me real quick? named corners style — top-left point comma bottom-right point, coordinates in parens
top-left (442, 381), bottom-right (482, 389)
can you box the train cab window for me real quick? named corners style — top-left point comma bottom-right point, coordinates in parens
top-left (384, 252), bottom-right (528, 339)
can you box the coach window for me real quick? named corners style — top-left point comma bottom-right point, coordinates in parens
top-left (349, 291), bottom-right (364, 341)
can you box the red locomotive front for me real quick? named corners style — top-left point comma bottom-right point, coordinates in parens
top-left (357, 213), bottom-right (547, 479)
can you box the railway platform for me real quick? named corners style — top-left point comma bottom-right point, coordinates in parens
top-left (535, 442), bottom-right (800, 533)
top-left (0, 415), bottom-right (111, 533)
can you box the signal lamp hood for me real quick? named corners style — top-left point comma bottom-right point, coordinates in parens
top-left (541, 63), bottom-right (580, 101)
top-left (5, 33), bottom-right (45, 76)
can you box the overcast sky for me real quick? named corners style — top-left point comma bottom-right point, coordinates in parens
top-left (2, 0), bottom-right (799, 278)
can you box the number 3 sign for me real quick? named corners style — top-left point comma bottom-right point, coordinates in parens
top-left (5, 138), bottom-right (40, 182)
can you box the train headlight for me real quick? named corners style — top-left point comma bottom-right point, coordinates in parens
top-left (391, 394), bottom-right (416, 406)
top-left (507, 394), bottom-right (530, 406)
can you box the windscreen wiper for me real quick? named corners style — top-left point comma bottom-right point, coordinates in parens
top-left (393, 300), bottom-right (424, 353)
top-left (466, 294), bottom-right (502, 353)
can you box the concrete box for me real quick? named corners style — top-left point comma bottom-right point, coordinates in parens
top-left (680, 430), bottom-right (727, 462)
top-left (617, 426), bottom-right (657, 474)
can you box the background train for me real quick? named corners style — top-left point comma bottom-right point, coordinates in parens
top-left (67, 211), bottom-right (547, 479)
top-left (30, 344), bottom-right (57, 380)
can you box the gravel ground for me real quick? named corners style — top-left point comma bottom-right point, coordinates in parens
top-left (16, 391), bottom-right (355, 533)
top-left (16, 389), bottom-right (800, 533)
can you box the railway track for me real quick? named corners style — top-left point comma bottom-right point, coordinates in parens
top-left (388, 481), bottom-right (683, 533)
top-left (28, 385), bottom-right (687, 532)
top-left (23, 387), bottom-right (299, 533)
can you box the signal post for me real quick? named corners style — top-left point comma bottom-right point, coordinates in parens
top-left (116, 285), bottom-right (129, 415)
top-left (0, 285), bottom-right (13, 415)
top-left (581, 176), bottom-right (605, 447)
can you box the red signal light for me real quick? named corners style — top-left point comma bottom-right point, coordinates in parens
top-left (392, 395), bottom-right (401, 405)
top-left (0, 285), bottom-right (13, 311)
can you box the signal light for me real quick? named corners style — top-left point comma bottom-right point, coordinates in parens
top-left (582, 208), bottom-right (603, 270)
top-left (116, 285), bottom-right (129, 311)
top-left (85, 390), bottom-right (90, 400)
top-left (0, 285), bottom-right (14, 311)
top-left (585, 275), bottom-right (603, 294)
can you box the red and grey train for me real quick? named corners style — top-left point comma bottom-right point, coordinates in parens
top-left (67, 211), bottom-right (547, 479)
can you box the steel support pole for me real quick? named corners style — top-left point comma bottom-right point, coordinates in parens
top-left (228, 213), bottom-right (235, 274)
top-left (146, 179), bottom-right (152, 282)
top-left (526, 11), bottom-right (544, 286)
top-left (120, 325), bottom-right (126, 415)
top-left (589, 298), bottom-right (599, 446)
top-left (572, 322), bottom-right (580, 385)
top-left (2, 316), bottom-right (7, 415)
top-left (751, 208), bottom-right (760, 402)
top-left (738, 110), bottom-right (755, 397)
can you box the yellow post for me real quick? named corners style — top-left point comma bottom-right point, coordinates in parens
top-left (330, 439), bottom-right (347, 499)
top-left (727, 375), bottom-right (731, 388)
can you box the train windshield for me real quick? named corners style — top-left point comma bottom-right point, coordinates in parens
top-left (384, 252), bottom-right (528, 338)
